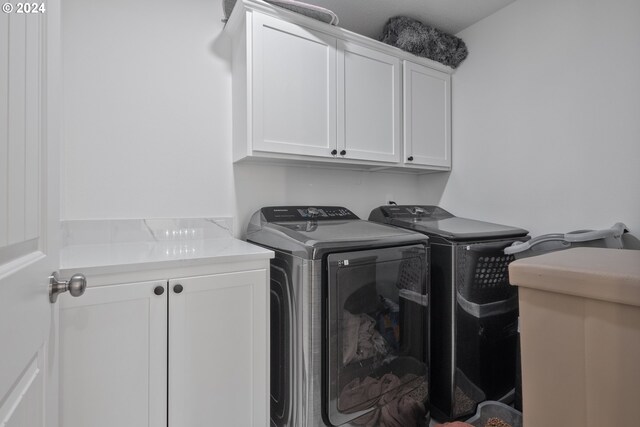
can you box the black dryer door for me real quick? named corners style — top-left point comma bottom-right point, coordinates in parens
top-left (325, 244), bottom-right (429, 426)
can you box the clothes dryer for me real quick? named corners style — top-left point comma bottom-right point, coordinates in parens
top-left (369, 205), bottom-right (528, 421)
top-left (247, 206), bottom-right (431, 426)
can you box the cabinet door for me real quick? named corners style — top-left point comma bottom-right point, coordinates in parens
top-left (338, 41), bottom-right (401, 163)
top-left (60, 280), bottom-right (167, 427)
top-left (169, 269), bottom-right (268, 427)
top-left (403, 61), bottom-right (451, 168)
top-left (251, 13), bottom-right (337, 158)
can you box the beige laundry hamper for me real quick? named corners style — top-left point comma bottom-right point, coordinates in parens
top-left (509, 247), bottom-right (640, 427)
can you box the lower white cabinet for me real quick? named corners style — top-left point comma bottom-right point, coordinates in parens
top-left (168, 270), bottom-right (268, 427)
top-left (60, 268), bottom-right (268, 427)
top-left (60, 280), bottom-right (167, 427)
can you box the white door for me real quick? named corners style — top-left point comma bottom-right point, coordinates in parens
top-left (251, 13), bottom-right (337, 158)
top-left (168, 270), bottom-right (269, 427)
top-left (337, 40), bottom-right (400, 163)
top-left (0, 1), bottom-right (61, 427)
top-left (403, 61), bottom-right (451, 168)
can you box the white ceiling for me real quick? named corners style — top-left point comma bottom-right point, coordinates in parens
top-left (299, 0), bottom-right (516, 38)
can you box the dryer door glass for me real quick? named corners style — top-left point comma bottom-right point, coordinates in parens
top-left (325, 244), bottom-right (429, 426)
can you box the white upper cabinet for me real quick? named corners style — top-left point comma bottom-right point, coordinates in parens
top-left (337, 41), bottom-right (400, 163)
top-left (403, 61), bottom-right (451, 169)
top-left (251, 13), bottom-right (337, 158)
top-left (228, 1), bottom-right (453, 172)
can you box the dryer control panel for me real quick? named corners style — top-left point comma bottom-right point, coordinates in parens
top-left (261, 206), bottom-right (359, 222)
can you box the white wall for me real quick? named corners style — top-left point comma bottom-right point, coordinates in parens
top-left (63, 0), bottom-right (638, 241)
top-left (61, 0), bottom-right (430, 236)
top-left (233, 163), bottom-right (431, 236)
top-left (422, 0), bottom-right (640, 240)
top-left (62, 0), bottom-right (234, 220)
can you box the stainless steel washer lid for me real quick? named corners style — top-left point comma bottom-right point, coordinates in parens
top-left (246, 206), bottom-right (429, 259)
top-left (369, 205), bottom-right (528, 242)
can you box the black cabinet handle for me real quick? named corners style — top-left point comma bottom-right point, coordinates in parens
top-left (173, 284), bottom-right (184, 294)
top-left (407, 156), bottom-right (414, 161)
top-left (154, 286), bottom-right (165, 296)
top-left (340, 150), bottom-right (346, 156)
top-left (331, 149), bottom-right (337, 155)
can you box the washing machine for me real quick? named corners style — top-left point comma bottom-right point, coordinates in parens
top-left (246, 206), bottom-right (431, 427)
top-left (368, 205), bottom-right (529, 421)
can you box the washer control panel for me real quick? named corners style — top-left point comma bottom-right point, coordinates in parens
top-left (261, 206), bottom-right (359, 222)
top-left (376, 205), bottom-right (453, 220)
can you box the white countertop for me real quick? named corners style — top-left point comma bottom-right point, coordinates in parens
top-left (61, 237), bottom-right (273, 274)
top-left (59, 218), bottom-right (274, 277)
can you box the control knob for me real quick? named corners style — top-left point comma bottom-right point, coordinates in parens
top-left (411, 207), bottom-right (426, 215)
